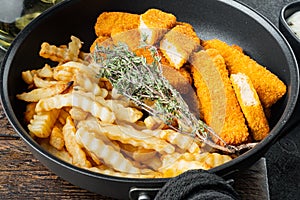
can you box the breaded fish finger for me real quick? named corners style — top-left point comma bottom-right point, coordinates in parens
top-left (139, 8), bottom-right (176, 45)
top-left (94, 12), bottom-right (140, 37)
top-left (230, 73), bottom-right (269, 141)
top-left (190, 49), bottom-right (249, 145)
top-left (160, 22), bottom-right (200, 69)
top-left (202, 39), bottom-right (286, 108)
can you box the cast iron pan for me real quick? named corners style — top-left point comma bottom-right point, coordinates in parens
top-left (0, 0), bottom-right (299, 199)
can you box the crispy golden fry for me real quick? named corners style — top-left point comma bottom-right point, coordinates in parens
top-left (158, 129), bottom-right (200, 153)
top-left (139, 9), bottom-right (177, 45)
top-left (193, 152), bottom-right (232, 169)
top-left (74, 72), bottom-right (108, 97)
top-left (21, 70), bottom-right (34, 85)
top-left (160, 23), bottom-right (200, 69)
top-left (75, 91), bottom-right (143, 123)
top-left (35, 92), bottom-right (116, 123)
top-left (39, 139), bottom-right (72, 164)
top-left (28, 109), bottom-right (60, 138)
top-left (37, 64), bottom-right (53, 78)
top-left (24, 102), bottom-right (37, 124)
top-left (144, 116), bottom-right (165, 130)
top-left (49, 124), bottom-right (65, 150)
top-left (57, 108), bottom-right (70, 125)
top-left (63, 117), bottom-right (91, 168)
top-left (16, 83), bottom-right (70, 102)
top-left (76, 126), bottom-right (140, 174)
top-left (69, 107), bottom-right (89, 122)
top-left (190, 49), bottom-right (249, 145)
top-left (94, 12), bottom-right (140, 37)
top-left (39, 36), bottom-right (83, 63)
top-left (230, 73), bottom-right (269, 140)
top-left (33, 74), bottom-right (65, 88)
top-left (77, 117), bottom-right (175, 154)
top-left (202, 39), bottom-right (287, 108)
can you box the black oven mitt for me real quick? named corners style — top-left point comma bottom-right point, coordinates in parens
top-left (154, 169), bottom-right (240, 200)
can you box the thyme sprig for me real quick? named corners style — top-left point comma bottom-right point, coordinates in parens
top-left (93, 42), bottom-right (239, 153)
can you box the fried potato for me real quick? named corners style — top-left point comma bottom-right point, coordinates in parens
top-left (39, 36), bottom-right (83, 63)
top-left (37, 64), bottom-right (53, 78)
top-left (21, 70), bottom-right (34, 85)
top-left (33, 74), bottom-right (65, 88)
top-left (77, 117), bottom-right (175, 154)
top-left (74, 72), bottom-right (108, 97)
top-left (16, 83), bottom-right (70, 102)
top-left (158, 129), bottom-right (200, 153)
top-left (76, 126), bottom-right (140, 174)
top-left (63, 116), bottom-right (91, 168)
top-left (35, 92), bottom-right (116, 123)
top-left (24, 102), bottom-right (37, 124)
top-left (49, 124), bottom-right (65, 150)
top-left (28, 109), bottom-right (60, 138)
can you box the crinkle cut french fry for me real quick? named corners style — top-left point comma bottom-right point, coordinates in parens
top-left (39, 36), bottom-right (83, 63)
top-left (74, 72), bottom-right (108, 98)
top-left (75, 91), bottom-right (143, 123)
top-left (33, 74), bottom-right (65, 88)
top-left (37, 64), bottom-right (53, 78)
top-left (22, 70), bottom-right (34, 85)
top-left (63, 117), bottom-right (91, 168)
top-left (76, 127), bottom-right (140, 174)
top-left (16, 83), bottom-right (69, 102)
top-left (49, 124), bottom-right (65, 150)
top-left (69, 107), bottom-right (89, 122)
top-left (77, 117), bottom-right (175, 154)
top-left (28, 109), bottom-right (60, 138)
top-left (35, 92), bottom-right (116, 123)
top-left (24, 102), bottom-right (37, 124)
top-left (158, 129), bottom-right (200, 153)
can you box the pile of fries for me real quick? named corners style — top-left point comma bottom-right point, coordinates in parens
top-left (17, 35), bottom-right (232, 178)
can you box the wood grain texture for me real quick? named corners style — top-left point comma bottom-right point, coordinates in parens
top-left (0, 139), bottom-right (113, 200)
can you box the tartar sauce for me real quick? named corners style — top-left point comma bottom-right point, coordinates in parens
top-left (287, 11), bottom-right (300, 40)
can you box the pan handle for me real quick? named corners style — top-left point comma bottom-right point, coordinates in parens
top-left (129, 187), bottom-right (161, 200)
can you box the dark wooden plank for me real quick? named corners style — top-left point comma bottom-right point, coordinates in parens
top-left (0, 139), bottom-right (114, 199)
top-left (0, 102), bottom-right (19, 138)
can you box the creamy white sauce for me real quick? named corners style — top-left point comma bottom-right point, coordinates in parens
top-left (287, 11), bottom-right (300, 39)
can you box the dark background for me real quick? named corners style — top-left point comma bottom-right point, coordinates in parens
top-left (0, 0), bottom-right (299, 199)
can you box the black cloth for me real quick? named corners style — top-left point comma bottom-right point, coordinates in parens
top-left (154, 169), bottom-right (240, 200)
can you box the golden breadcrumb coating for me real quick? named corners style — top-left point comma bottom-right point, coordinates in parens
top-left (160, 23), bottom-right (200, 69)
top-left (94, 12), bottom-right (140, 37)
top-left (89, 35), bottom-right (112, 52)
top-left (139, 8), bottom-right (177, 45)
top-left (191, 49), bottom-right (249, 145)
top-left (202, 39), bottom-right (287, 108)
top-left (230, 73), bottom-right (269, 141)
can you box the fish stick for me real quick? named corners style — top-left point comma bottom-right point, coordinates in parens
top-left (139, 8), bottom-right (177, 45)
top-left (202, 39), bottom-right (286, 108)
top-left (160, 22), bottom-right (200, 69)
top-left (190, 49), bottom-right (249, 145)
top-left (230, 73), bottom-right (269, 141)
top-left (94, 12), bottom-right (140, 37)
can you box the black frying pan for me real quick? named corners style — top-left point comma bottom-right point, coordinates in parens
top-left (0, 0), bottom-right (299, 199)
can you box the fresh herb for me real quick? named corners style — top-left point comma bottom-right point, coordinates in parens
top-left (92, 42), bottom-right (243, 153)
